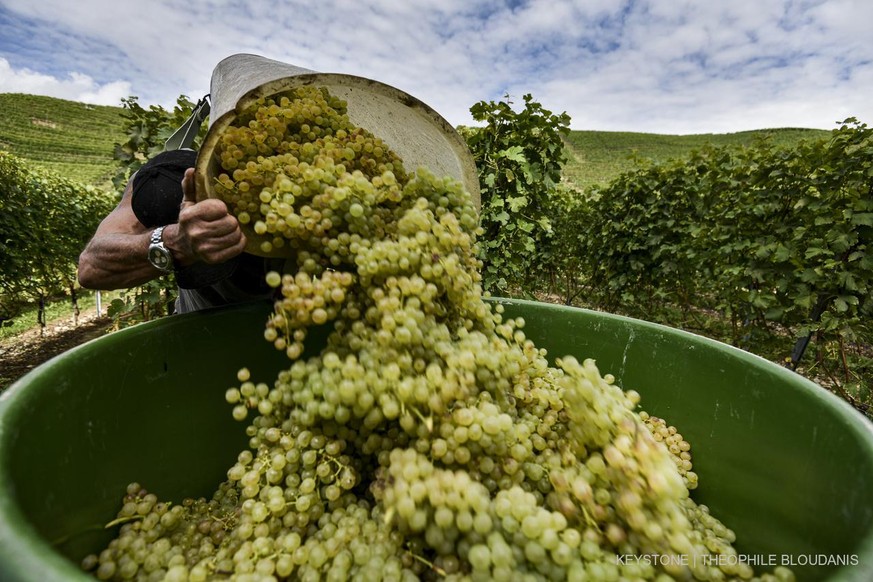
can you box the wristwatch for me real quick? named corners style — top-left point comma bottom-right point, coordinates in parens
top-left (147, 226), bottom-right (174, 273)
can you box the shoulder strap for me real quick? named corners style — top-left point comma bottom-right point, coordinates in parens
top-left (164, 95), bottom-right (211, 151)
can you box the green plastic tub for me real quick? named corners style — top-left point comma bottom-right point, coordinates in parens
top-left (1, 298), bottom-right (872, 581)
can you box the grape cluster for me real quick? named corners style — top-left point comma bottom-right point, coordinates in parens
top-left (640, 411), bottom-right (697, 490)
top-left (82, 483), bottom-right (241, 582)
top-left (211, 86), bottom-right (407, 257)
top-left (260, 270), bottom-right (355, 362)
top-left (83, 88), bottom-right (795, 582)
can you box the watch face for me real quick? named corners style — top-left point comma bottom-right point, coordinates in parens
top-left (149, 246), bottom-right (172, 271)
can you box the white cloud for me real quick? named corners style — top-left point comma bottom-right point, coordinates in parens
top-left (0, 0), bottom-right (871, 134)
top-left (0, 58), bottom-right (132, 105)
top-left (76, 78), bottom-right (135, 107)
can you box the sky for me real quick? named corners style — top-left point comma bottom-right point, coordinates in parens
top-left (0, 0), bottom-right (871, 135)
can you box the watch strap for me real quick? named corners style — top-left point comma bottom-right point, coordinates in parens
top-left (150, 226), bottom-right (166, 245)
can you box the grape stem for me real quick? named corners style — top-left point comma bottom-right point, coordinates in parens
top-left (104, 515), bottom-right (145, 528)
top-left (382, 506), bottom-right (395, 526)
top-left (209, 513), bottom-right (237, 531)
top-left (404, 547), bottom-right (447, 576)
top-left (580, 506), bottom-right (601, 530)
top-left (402, 403), bottom-right (433, 432)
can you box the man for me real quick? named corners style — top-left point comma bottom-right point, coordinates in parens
top-left (77, 149), bottom-right (274, 313)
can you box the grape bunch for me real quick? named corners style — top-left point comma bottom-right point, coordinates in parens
top-left (83, 87), bottom-right (794, 582)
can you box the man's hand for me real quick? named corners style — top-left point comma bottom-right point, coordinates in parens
top-left (165, 168), bottom-right (247, 266)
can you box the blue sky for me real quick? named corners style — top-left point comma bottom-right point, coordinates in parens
top-left (0, 0), bottom-right (870, 134)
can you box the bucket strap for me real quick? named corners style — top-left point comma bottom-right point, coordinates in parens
top-left (164, 95), bottom-right (211, 151)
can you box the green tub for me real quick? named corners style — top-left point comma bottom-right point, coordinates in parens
top-left (1, 298), bottom-right (872, 581)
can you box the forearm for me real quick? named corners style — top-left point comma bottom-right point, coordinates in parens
top-left (77, 165), bottom-right (245, 291)
top-left (77, 232), bottom-right (164, 290)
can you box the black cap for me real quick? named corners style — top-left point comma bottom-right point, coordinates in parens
top-left (131, 149), bottom-right (198, 228)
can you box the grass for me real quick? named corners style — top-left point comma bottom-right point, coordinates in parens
top-left (0, 291), bottom-right (111, 340)
top-left (0, 93), bottom-right (126, 189)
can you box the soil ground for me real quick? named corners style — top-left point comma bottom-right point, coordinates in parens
top-left (0, 306), bottom-right (114, 391)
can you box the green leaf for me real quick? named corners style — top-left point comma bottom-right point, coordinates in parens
top-left (765, 307), bottom-right (785, 320)
top-left (499, 146), bottom-right (526, 164)
top-left (507, 196), bottom-right (528, 212)
top-left (805, 247), bottom-right (829, 260)
top-left (773, 244), bottom-right (790, 262)
top-left (851, 212), bottom-right (873, 226)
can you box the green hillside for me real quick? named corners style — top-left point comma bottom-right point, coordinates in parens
top-left (0, 92), bottom-right (833, 192)
top-left (0, 93), bottom-right (126, 188)
top-left (561, 127), bottom-right (832, 190)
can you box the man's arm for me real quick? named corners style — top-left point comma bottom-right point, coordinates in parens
top-left (77, 168), bottom-right (247, 290)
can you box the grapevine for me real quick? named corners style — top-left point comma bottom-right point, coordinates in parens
top-left (83, 87), bottom-right (793, 582)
